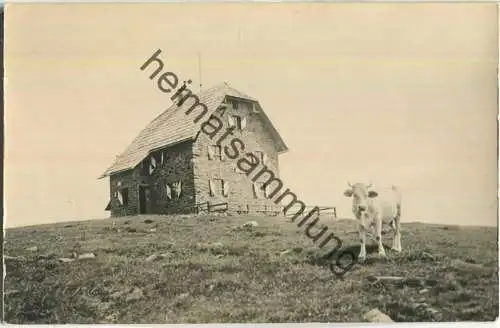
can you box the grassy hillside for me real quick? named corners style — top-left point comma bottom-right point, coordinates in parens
top-left (4, 214), bottom-right (498, 324)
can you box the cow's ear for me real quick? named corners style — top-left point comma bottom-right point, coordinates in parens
top-left (343, 189), bottom-right (353, 197)
top-left (368, 191), bottom-right (378, 198)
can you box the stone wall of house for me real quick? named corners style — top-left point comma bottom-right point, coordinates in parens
top-left (192, 97), bottom-right (284, 215)
top-left (109, 170), bottom-right (138, 217)
top-left (145, 141), bottom-right (197, 214)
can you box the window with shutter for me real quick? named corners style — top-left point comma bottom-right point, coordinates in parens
top-left (216, 106), bottom-right (227, 117)
top-left (249, 151), bottom-right (262, 164)
top-left (222, 180), bottom-right (229, 197)
top-left (228, 115), bottom-right (235, 128)
top-left (116, 189), bottom-right (128, 206)
top-left (234, 116), bottom-right (242, 130)
top-left (208, 179), bottom-right (214, 196)
top-left (173, 181), bottom-right (182, 198)
top-left (115, 191), bottom-right (122, 205)
top-left (211, 145), bottom-right (222, 160)
top-left (148, 155), bottom-right (157, 175)
top-left (252, 103), bottom-right (259, 113)
top-left (165, 183), bottom-right (172, 200)
top-left (252, 183), bottom-right (259, 199)
top-left (254, 182), bottom-right (266, 199)
top-left (121, 189), bottom-right (129, 206)
top-left (263, 183), bottom-right (272, 198)
top-left (207, 145), bottom-right (214, 160)
top-left (262, 153), bottom-right (268, 166)
top-left (141, 160), bottom-right (149, 176)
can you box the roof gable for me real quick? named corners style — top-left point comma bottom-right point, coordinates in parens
top-left (99, 82), bottom-right (288, 178)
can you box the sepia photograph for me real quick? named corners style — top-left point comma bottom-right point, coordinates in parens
top-left (3, 2), bottom-right (499, 324)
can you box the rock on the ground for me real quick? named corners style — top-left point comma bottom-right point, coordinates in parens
top-left (4, 255), bottom-right (25, 262)
top-left (145, 254), bottom-right (159, 262)
top-left (109, 290), bottom-right (126, 300)
top-left (367, 275), bottom-right (436, 288)
top-left (126, 288), bottom-right (144, 302)
top-left (404, 278), bottom-right (425, 288)
top-left (37, 254), bottom-right (57, 260)
top-left (363, 308), bottom-right (394, 323)
top-left (178, 292), bottom-right (189, 299)
top-left (413, 302), bottom-right (428, 309)
top-left (78, 253), bottom-right (96, 260)
top-left (59, 257), bottom-right (75, 263)
top-left (104, 313), bottom-right (118, 322)
top-left (4, 290), bottom-right (20, 296)
top-left (26, 246), bottom-right (38, 252)
top-left (426, 307), bottom-right (439, 315)
top-left (412, 302), bottom-right (439, 315)
top-left (421, 251), bottom-right (435, 261)
top-left (450, 259), bottom-right (484, 272)
top-left (367, 275), bottom-right (404, 283)
top-left (242, 221), bottom-right (259, 228)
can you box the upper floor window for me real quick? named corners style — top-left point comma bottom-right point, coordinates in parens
top-left (208, 145), bottom-right (224, 161)
top-left (255, 151), bottom-right (263, 163)
top-left (228, 115), bottom-right (247, 130)
top-left (250, 151), bottom-right (268, 166)
top-left (149, 155), bottom-right (158, 175)
top-left (233, 116), bottom-right (242, 129)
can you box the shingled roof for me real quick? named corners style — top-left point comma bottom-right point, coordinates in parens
top-left (99, 82), bottom-right (288, 179)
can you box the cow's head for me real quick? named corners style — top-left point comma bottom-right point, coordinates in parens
top-left (343, 182), bottom-right (378, 217)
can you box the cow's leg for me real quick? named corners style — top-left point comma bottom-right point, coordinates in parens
top-left (391, 205), bottom-right (402, 252)
top-left (375, 214), bottom-right (386, 257)
top-left (358, 215), bottom-right (367, 263)
top-left (392, 216), bottom-right (402, 252)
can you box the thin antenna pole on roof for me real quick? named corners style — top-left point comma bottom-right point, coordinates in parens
top-left (197, 52), bottom-right (203, 92)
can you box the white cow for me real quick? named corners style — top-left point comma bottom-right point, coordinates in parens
top-left (343, 182), bottom-right (402, 262)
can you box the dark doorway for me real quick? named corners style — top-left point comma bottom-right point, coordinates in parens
top-left (139, 186), bottom-right (151, 214)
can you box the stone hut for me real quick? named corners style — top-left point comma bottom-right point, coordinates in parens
top-left (99, 82), bottom-right (288, 217)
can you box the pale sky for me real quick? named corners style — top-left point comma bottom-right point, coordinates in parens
top-left (4, 3), bottom-right (498, 228)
